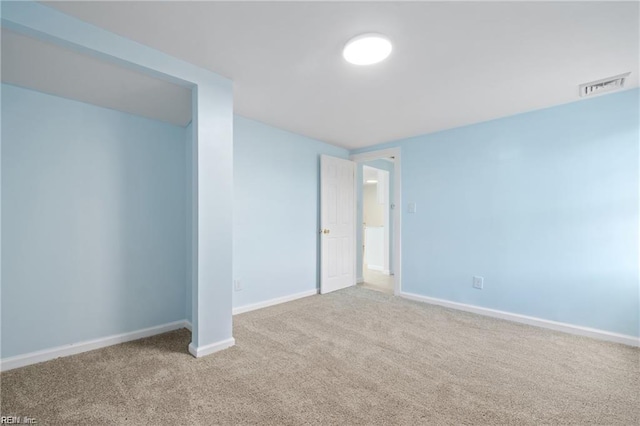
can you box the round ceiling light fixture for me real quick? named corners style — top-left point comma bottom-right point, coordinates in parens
top-left (343, 33), bottom-right (392, 66)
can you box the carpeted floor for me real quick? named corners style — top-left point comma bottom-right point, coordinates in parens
top-left (1, 287), bottom-right (638, 425)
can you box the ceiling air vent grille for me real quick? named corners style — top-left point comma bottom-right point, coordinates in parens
top-left (579, 72), bottom-right (630, 97)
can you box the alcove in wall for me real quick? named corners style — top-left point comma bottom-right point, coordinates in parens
top-left (0, 16), bottom-right (225, 363)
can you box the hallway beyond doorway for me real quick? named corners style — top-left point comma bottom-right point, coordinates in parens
top-left (359, 269), bottom-right (394, 294)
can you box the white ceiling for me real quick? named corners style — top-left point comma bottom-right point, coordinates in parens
top-left (1, 28), bottom-right (192, 126)
top-left (11, 2), bottom-right (640, 149)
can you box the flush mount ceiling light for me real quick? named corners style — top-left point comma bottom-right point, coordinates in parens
top-left (366, 179), bottom-right (378, 184)
top-left (343, 33), bottom-right (392, 66)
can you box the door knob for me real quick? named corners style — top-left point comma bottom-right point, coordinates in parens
top-left (323, 229), bottom-right (330, 234)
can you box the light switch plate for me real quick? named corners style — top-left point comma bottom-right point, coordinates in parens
top-left (408, 202), bottom-right (417, 213)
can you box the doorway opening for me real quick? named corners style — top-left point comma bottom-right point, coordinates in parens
top-left (350, 148), bottom-right (402, 296)
top-left (361, 165), bottom-right (393, 293)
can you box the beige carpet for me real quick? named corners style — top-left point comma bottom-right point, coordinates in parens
top-left (1, 287), bottom-right (638, 425)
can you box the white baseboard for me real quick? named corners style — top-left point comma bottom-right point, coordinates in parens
top-left (233, 289), bottom-right (318, 315)
top-left (356, 277), bottom-right (364, 284)
top-left (400, 292), bottom-right (640, 347)
top-left (188, 338), bottom-right (235, 358)
top-left (0, 320), bottom-right (191, 372)
top-left (382, 269), bottom-right (391, 275)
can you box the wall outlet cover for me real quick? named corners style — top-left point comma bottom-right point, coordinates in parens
top-left (473, 276), bottom-right (484, 289)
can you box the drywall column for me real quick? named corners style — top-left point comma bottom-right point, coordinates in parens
top-left (189, 83), bottom-right (234, 355)
top-left (1, 1), bottom-right (235, 357)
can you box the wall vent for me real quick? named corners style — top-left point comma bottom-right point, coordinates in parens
top-left (579, 72), bottom-right (630, 97)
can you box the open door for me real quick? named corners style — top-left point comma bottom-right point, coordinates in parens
top-left (320, 155), bottom-right (356, 294)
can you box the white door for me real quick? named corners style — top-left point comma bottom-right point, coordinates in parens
top-left (320, 155), bottom-right (356, 294)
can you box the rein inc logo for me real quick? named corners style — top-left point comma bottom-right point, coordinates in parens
top-left (1, 417), bottom-right (37, 424)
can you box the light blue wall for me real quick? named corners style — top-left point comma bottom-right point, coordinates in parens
top-left (356, 160), bottom-right (395, 280)
top-left (1, 81), bottom-right (4, 361)
top-left (233, 116), bottom-right (348, 309)
top-left (353, 89), bottom-right (640, 337)
top-left (2, 1), bottom-right (637, 351)
top-left (1, 84), bottom-right (188, 357)
top-left (3, 0), bottom-right (235, 354)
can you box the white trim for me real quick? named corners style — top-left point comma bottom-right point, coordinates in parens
top-left (0, 320), bottom-right (190, 371)
top-left (401, 292), bottom-right (640, 347)
top-left (232, 289), bottom-right (318, 315)
top-left (367, 264), bottom-right (384, 272)
top-left (381, 169), bottom-right (391, 276)
top-left (352, 157), bottom-right (358, 289)
top-left (350, 148), bottom-right (399, 163)
top-left (351, 147), bottom-right (402, 296)
top-left (188, 338), bottom-right (235, 358)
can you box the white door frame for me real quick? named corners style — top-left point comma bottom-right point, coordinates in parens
top-left (350, 147), bottom-right (402, 295)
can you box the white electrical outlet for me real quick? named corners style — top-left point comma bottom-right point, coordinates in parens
top-left (233, 280), bottom-right (242, 291)
top-left (472, 276), bottom-right (483, 289)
